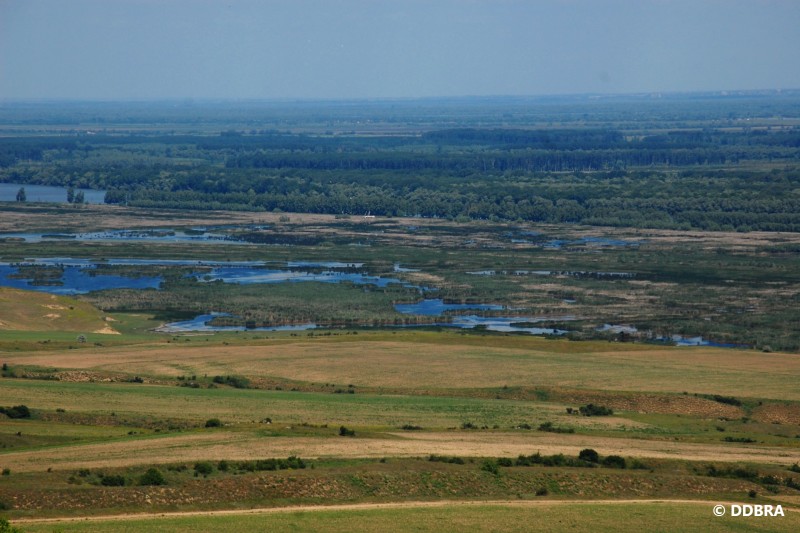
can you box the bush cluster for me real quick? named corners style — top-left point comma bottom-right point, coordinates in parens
top-left (578, 404), bottom-right (614, 417)
top-left (428, 455), bottom-right (465, 465)
top-left (235, 456), bottom-right (306, 472)
top-left (212, 375), bottom-right (251, 389)
top-left (0, 405), bottom-right (30, 419)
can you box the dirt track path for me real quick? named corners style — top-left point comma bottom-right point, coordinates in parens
top-left (19, 498), bottom-right (797, 524)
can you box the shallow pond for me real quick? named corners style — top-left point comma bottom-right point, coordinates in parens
top-left (393, 299), bottom-right (503, 316)
top-left (193, 265), bottom-right (415, 288)
top-left (156, 313), bottom-right (316, 333)
top-left (0, 258), bottom-right (419, 294)
top-left (598, 324), bottom-right (747, 348)
top-left (0, 228), bottom-right (246, 244)
top-left (393, 299), bottom-right (570, 335)
top-left (0, 263), bottom-right (162, 295)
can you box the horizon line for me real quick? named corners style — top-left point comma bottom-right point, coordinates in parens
top-left (2, 88), bottom-right (798, 106)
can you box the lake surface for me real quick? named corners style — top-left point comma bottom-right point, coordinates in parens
top-left (0, 183), bottom-right (106, 204)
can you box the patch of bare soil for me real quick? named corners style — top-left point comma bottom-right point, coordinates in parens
top-left (92, 326), bottom-right (120, 335)
top-left (50, 370), bottom-right (155, 383)
top-left (550, 390), bottom-right (744, 418)
top-left (752, 403), bottom-right (800, 425)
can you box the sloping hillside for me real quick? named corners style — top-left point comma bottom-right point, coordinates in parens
top-left (0, 288), bottom-right (118, 334)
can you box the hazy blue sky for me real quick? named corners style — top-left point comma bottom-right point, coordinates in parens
top-left (2, 0), bottom-right (799, 100)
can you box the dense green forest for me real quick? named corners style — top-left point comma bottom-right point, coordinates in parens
top-left (2, 93), bottom-right (799, 231)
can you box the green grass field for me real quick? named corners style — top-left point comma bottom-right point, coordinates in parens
top-left (13, 502), bottom-right (800, 533)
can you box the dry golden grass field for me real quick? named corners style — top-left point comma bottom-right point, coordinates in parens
top-left (5, 332), bottom-right (800, 399)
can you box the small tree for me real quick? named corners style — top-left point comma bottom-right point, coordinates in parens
top-left (15, 188), bottom-right (25, 202)
top-left (194, 461), bottom-right (213, 477)
top-left (74, 190), bottom-right (85, 204)
top-left (66, 186), bottom-right (75, 203)
top-left (578, 448), bottom-right (599, 463)
top-left (0, 517), bottom-right (23, 533)
top-left (139, 468), bottom-right (166, 486)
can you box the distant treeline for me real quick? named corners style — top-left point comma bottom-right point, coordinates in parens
top-left (2, 126), bottom-right (800, 231)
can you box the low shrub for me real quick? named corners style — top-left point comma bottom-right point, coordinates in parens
top-left (706, 394), bottom-right (742, 407)
top-left (428, 455), bottom-right (465, 465)
top-left (724, 436), bottom-right (756, 443)
top-left (100, 474), bottom-right (126, 486)
top-left (602, 455), bottom-right (627, 469)
top-left (538, 421), bottom-right (575, 433)
top-left (481, 460), bottom-right (499, 475)
top-left (204, 418), bottom-right (222, 428)
top-left (212, 375), bottom-right (251, 389)
top-left (236, 456), bottom-right (306, 472)
top-left (705, 465), bottom-right (758, 480)
top-left (515, 452), bottom-right (596, 468)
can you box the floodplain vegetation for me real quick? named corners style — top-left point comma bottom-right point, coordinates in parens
top-left (1, 96), bottom-right (799, 531)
